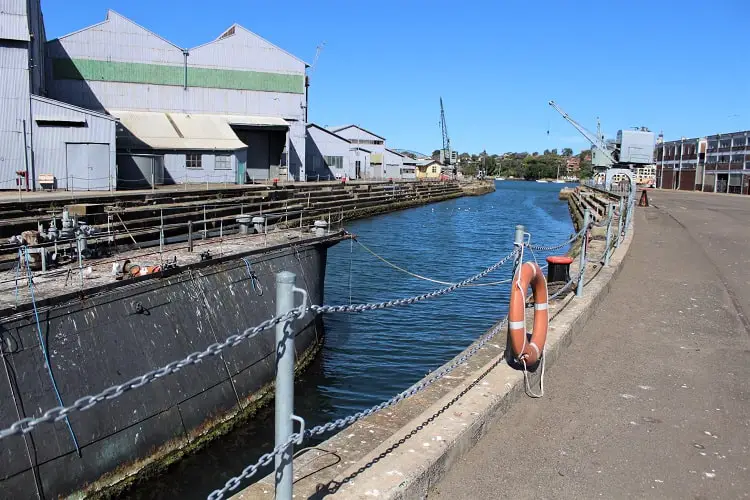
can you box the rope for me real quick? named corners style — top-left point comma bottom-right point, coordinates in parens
top-left (21, 248), bottom-right (81, 455)
top-left (354, 238), bottom-right (453, 285)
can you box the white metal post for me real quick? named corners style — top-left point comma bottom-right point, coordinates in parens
top-left (615, 197), bottom-right (624, 248)
top-left (577, 208), bottom-right (590, 297)
top-left (512, 224), bottom-right (525, 279)
top-left (274, 271), bottom-right (296, 500)
top-left (603, 204), bottom-right (613, 267)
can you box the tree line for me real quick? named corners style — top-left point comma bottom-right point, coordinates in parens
top-left (430, 149), bottom-right (595, 180)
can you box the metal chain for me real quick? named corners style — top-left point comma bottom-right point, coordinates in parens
top-left (0, 308), bottom-right (305, 439)
top-left (208, 315), bottom-right (510, 500)
top-left (0, 248), bottom-right (519, 440)
top-left (310, 247), bottom-right (519, 315)
top-left (526, 225), bottom-right (587, 252)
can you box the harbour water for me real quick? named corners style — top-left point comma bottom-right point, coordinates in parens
top-left (125, 180), bottom-right (575, 499)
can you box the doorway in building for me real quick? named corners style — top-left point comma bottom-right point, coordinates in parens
top-left (66, 143), bottom-right (110, 190)
top-left (355, 160), bottom-right (361, 180)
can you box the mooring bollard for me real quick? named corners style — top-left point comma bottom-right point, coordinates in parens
top-left (275, 271), bottom-right (296, 500)
top-left (577, 208), bottom-right (590, 297)
top-left (603, 203), bottom-right (614, 267)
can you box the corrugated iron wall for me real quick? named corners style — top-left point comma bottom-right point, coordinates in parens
top-left (30, 97), bottom-right (116, 190)
top-left (0, 42), bottom-right (31, 190)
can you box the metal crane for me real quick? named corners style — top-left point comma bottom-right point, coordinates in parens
top-left (303, 42), bottom-right (326, 122)
top-left (548, 100), bottom-right (617, 166)
top-left (440, 97), bottom-right (452, 165)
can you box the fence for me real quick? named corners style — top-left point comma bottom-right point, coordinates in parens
top-left (0, 187), bottom-right (635, 499)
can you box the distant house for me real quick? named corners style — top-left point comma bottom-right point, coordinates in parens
top-left (416, 160), bottom-right (443, 180)
top-left (566, 156), bottom-right (581, 173)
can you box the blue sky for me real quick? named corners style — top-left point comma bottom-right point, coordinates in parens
top-left (43, 0), bottom-right (749, 155)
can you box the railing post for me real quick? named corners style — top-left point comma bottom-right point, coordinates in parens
top-left (187, 221), bottom-right (193, 252)
top-left (603, 203), bottom-right (614, 267)
top-left (274, 271), bottom-right (296, 500)
top-left (615, 197), bottom-right (624, 248)
top-left (577, 208), bottom-right (590, 297)
top-left (513, 224), bottom-right (525, 278)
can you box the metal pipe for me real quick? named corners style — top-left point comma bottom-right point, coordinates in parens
top-left (188, 221), bottom-right (193, 252)
top-left (577, 208), bottom-right (590, 297)
top-left (182, 49), bottom-right (189, 90)
top-left (274, 271), bottom-right (296, 500)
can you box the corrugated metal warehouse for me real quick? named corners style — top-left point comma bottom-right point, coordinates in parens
top-left (0, 0), bottom-right (116, 191)
top-left (45, 10), bottom-right (309, 186)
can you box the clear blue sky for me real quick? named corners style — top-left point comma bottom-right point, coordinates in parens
top-left (42, 0), bottom-right (749, 155)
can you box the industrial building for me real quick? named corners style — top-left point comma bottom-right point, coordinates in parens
top-left (309, 124), bottom-right (413, 180)
top-left (0, 0), bottom-right (117, 191)
top-left (44, 10), bottom-right (308, 188)
top-left (655, 130), bottom-right (749, 194)
top-left (326, 125), bottom-right (403, 180)
top-left (305, 123), bottom-right (369, 180)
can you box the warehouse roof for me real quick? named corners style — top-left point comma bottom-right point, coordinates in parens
top-left (111, 111), bottom-right (287, 150)
top-left (307, 123), bottom-right (352, 143)
top-left (327, 125), bottom-right (387, 141)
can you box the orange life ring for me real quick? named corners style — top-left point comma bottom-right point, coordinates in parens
top-left (508, 262), bottom-right (548, 365)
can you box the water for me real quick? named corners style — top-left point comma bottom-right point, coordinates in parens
top-left (125, 180), bottom-right (575, 499)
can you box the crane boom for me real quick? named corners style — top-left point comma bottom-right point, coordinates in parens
top-left (440, 97), bottom-right (452, 165)
top-left (548, 100), bottom-right (617, 165)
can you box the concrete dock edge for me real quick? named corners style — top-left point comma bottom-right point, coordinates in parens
top-left (334, 224), bottom-right (635, 499)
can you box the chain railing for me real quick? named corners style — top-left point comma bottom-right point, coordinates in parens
top-left (0, 186), bottom-right (634, 500)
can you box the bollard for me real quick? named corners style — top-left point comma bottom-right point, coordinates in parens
top-left (274, 271), bottom-right (296, 500)
top-left (188, 221), bottom-right (193, 252)
top-left (615, 197), bottom-right (624, 248)
top-left (577, 208), bottom-right (590, 297)
top-left (603, 204), bottom-right (613, 267)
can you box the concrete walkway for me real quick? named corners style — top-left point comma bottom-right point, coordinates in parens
top-left (430, 190), bottom-right (750, 499)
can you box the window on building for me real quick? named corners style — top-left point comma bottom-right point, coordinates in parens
top-left (324, 156), bottom-right (344, 169)
top-left (215, 154), bottom-right (232, 170)
top-left (186, 153), bottom-right (202, 169)
top-left (732, 155), bottom-right (744, 163)
top-left (432, 166), bottom-right (437, 173)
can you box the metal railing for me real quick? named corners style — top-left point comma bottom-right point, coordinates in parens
top-left (0, 189), bottom-right (635, 500)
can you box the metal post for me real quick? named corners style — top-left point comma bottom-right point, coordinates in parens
top-left (151, 167), bottom-right (155, 193)
top-left (188, 221), bottom-right (193, 252)
top-left (603, 204), bottom-right (613, 267)
top-left (615, 197), bottom-right (624, 248)
top-left (274, 271), bottom-right (296, 500)
top-left (577, 208), bottom-right (590, 297)
top-left (203, 205), bottom-right (207, 239)
top-left (512, 224), bottom-right (525, 279)
top-left (159, 209), bottom-right (164, 267)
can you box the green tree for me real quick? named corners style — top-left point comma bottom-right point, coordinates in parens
top-left (432, 149), bottom-right (441, 160)
top-left (562, 147), bottom-right (573, 156)
top-left (551, 148), bottom-right (558, 156)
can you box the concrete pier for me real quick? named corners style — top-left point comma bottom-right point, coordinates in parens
top-left (431, 189), bottom-right (750, 499)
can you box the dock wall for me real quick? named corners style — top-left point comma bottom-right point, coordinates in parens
top-left (0, 239), bottom-right (332, 498)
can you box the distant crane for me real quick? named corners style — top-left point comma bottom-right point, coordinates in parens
top-left (548, 100), bottom-right (617, 166)
top-left (304, 42), bottom-right (326, 122)
top-left (440, 97), bottom-right (453, 166)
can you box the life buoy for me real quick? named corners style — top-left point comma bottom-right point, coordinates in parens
top-left (508, 262), bottom-right (548, 365)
